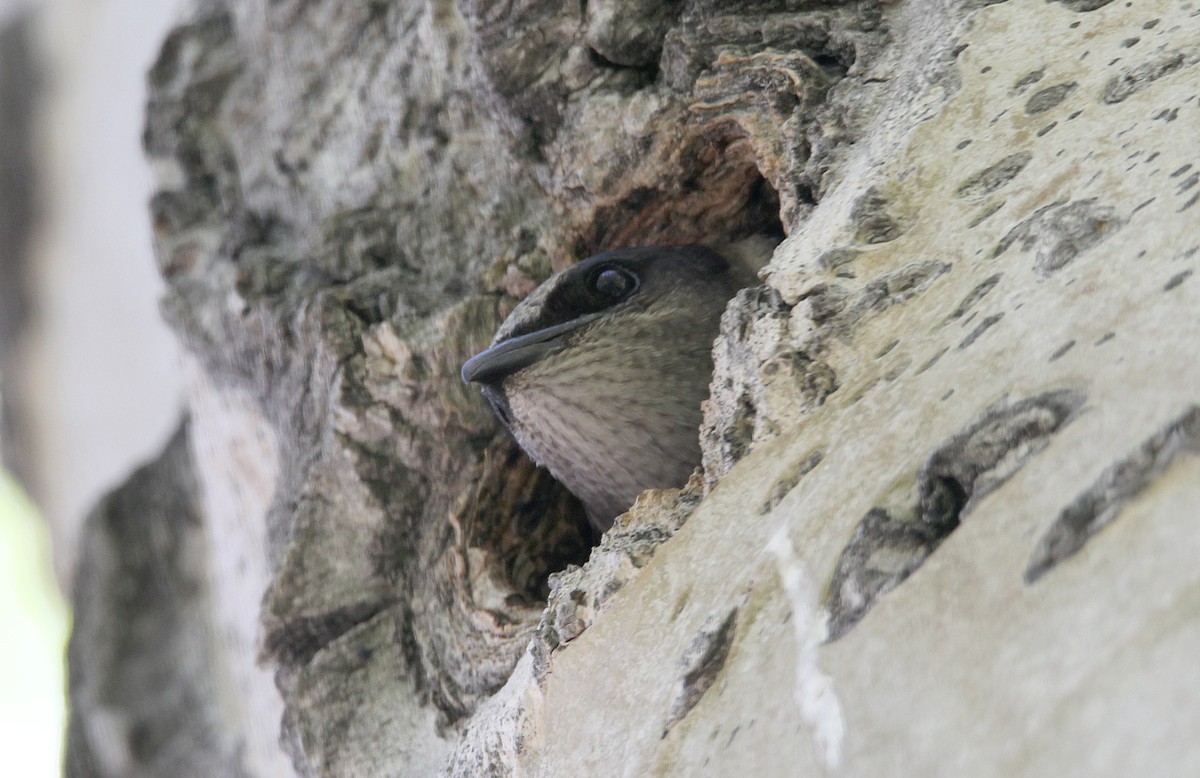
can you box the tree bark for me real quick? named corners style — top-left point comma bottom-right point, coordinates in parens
top-left (0, 9), bottom-right (39, 481)
top-left (65, 0), bottom-right (1200, 775)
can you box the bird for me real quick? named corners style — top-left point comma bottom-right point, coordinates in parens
top-left (462, 245), bottom-right (744, 532)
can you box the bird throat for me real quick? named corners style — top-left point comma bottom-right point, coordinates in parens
top-left (497, 327), bottom-right (712, 532)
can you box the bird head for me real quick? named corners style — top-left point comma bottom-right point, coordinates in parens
top-left (463, 245), bottom-right (742, 529)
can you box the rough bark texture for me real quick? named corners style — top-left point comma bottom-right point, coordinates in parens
top-left (64, 0), bottom-right (1200, 775)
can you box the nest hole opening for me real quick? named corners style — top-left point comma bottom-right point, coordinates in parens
top-left (465, 440), bottom-right (596, 605)
top-left (577, 130), bottom-right (786, 255)
top-left (471, 135), bottom-right (787, 605)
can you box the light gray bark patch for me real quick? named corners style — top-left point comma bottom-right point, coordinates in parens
top-left (704, 286), bottom-right (838, 479)
top-left (143, 9), bottom-right (242, 247)
top-left (1102, 47), bottom-right (1200, 104)
top-left (915, 346), bottom-right (949, 375)
top-left (850, 186), bottom-right (906, 244)
top-left (665, 608), bottom-right (739, 735)
top-left (825, 391), bottom-right (1085, 640)
top-left (262, 601), bottom-right (392, 668)
top-left (956, 152), bottom-right (1032, 198)
top-left (992, 198), bottom-right (1125, 275)
top-left (532, 482), bottom-right (706, 680)
top-left (1035, 121), bottom-right (1058, 137)
top-left (969, 200), bottom-right (1006, 228)
top-left (723, 396), bottom-right (759, 465)
top-left (1025, 406), bottom-right (1200, 583)
top-left (947, 274), bottom-right (1001, 320)
top-left (1050, 0), bottom-right (1117, 10)
top-left (857, 262), bottom-right (952, 310)
top-left (759, 450), bottom-right (825, 514)
top-left (1163, 270), bottom-right (1192, 291)
top-left (1131, 197), bottom-right (1156, 214)
top-left (817, 247), bottom-right (862, 275)
top-left (1012, 67), bottom-right (1045, 94)
top-left (1049, 339), bottom-right (1076, 361)
top-left (804, 283), bottom-right (852, 325)
top-left (762, 352), bottom-right (840, 404)
top-left (918, 390), bottom-right (1086, 527)
top-left (824, 509), bottom-right (945, 642)
top-left (585, 0), bottom-right (683, 68)
top-left (825, 261), bottom-right (952, 337)
top-left (1024, 82), bottom-right (1077, 115)
top-left (287, 612), bottom-right (437, 778)
top-left (958, 312), bottom-right (1003, 349)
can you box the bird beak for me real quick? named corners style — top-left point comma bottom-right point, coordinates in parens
top-left (461, 314), bottom-right (600, 384)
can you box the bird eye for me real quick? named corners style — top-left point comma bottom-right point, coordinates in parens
top-left (591, 266), bottom-right (638, 299)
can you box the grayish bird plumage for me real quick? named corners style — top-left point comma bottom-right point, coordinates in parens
top-left (462, 245), bottom-right (743, 532)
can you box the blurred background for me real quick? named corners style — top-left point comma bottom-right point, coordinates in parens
top-left (0, 0), bottom-right (183, 772)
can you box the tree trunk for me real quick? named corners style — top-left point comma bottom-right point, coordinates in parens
top-left (65, 0), bottom-right (1200, 775)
